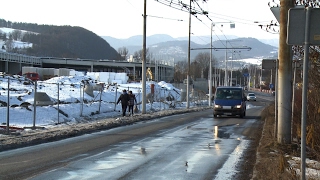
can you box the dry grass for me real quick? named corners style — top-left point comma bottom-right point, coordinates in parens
top-left (252, 104), bottom-right (298, 180)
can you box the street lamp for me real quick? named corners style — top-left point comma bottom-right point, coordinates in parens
top-left (209, 22), bottom-right (213, 106)
top-left (229, 54), bottom-right (233, 86)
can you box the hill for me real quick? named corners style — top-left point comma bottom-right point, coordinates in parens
top-left (102, 34), bottom-right (175, 48)
top-left (0, 18), bottom-right (278, 62)
top-left (0, 19), bottom-right (119, 60)
top-left (104, 35), bottom-right (278, 62)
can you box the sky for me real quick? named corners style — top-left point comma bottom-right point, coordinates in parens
top-left (0, 0), bottom-right (280, 41)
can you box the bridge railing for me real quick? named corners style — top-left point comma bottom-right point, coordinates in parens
top-left (0, 51), bottom-right (41, 65)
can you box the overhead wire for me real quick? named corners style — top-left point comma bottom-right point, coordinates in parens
top-left (194, 1), bottom-right (239, 49)
top-left (129, 0), bottom-right (276, 39)
top-left (153, 0), bottom-right (262, 54)
top-left (147, 15), bottom-right (184, 21)
top-left (201, 1), bottom-right (279, 37)
top-left (125, 0), bottom-right (256, 65)
top-left (154, 0), bottom-right (234, 48)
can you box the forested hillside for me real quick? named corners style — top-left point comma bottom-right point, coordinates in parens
top-left (0, 19), bottom-right (119, 60)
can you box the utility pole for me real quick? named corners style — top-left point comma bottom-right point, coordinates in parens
top-left (209, 23), bottom-right (213, 106)
top-left (186, 0), bottom-right (191, 109)
top-left (254, 66), bottom-right (256, 89)
top-left (142, 0), bottom-right (147, 114)
top-left (230, 52), bottom-right (233, 86)
top-left (277, 0), bottom-right (294, 143)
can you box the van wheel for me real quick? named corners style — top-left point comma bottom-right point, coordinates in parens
top-left (214, 114), bottom-right (217, 118)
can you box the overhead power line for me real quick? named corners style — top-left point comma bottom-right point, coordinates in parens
top-left (146, 14), bottom-right (183, 21)
top-left (154, 0), bottom-right (231, 46)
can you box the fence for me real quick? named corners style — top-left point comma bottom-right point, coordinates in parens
top-left (0, 76), bottom-right (209, 131)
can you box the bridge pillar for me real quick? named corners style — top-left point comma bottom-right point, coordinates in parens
top-left (5, 61), bottom-right (8, 73)
top-left (133, 66), bottom-right (136, 81)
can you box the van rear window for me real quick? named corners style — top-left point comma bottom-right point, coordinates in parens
top-left (215, 88), bottom-right (242, 100)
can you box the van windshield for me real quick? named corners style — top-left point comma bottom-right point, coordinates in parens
top-left (215, 88), bottom-right (242, 100)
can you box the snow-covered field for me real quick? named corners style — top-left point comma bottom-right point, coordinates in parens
top-left (0, 74), bottom-right (203, 128)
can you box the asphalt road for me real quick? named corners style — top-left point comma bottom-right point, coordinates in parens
top-left (0, 94), bottom-right (271, 180)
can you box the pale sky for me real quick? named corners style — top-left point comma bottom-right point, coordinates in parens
top-left (0, 0), bottom-right (279, 41)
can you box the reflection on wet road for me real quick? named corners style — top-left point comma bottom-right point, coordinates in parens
top-left (32, 114), bottom-right (259, 180)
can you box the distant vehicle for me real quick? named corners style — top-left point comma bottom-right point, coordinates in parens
top-left (23, 72), bottom-right (40, 81)
top-left (213, 86), bottom-right (247, 118)
top-left (246, 93), bottom-right (257, 101)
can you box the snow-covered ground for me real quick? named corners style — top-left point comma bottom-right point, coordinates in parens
top-left (0, 27), bottom-right (33, 50)
top-left (0, 74), bottom-right (204, 128)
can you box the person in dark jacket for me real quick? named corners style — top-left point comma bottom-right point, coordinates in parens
top-left (117, 89), bottom-right (130, 116)
top-left (127, 90), bottom-right (137, 116)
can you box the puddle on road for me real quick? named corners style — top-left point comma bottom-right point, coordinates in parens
top-left (34, 119), bottom-right (248, 180)
top-left (214, 125), bottom-right (231, 139)
top-left (93, 125), bottom-right (235, 171)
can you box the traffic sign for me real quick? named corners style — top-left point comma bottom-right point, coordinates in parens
top-left (287, 8), bottom-right (320, 45)
top-left (269, 84), bottom-right (274, 89)
top-left (262, 59), bottom-right (277, 69)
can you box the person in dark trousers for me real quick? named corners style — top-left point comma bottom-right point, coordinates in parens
top-left (128, 90), bottom-right (137, 116)
top-left (117, 89), bottom-right (130, 117)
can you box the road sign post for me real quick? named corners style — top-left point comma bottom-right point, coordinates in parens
top-left (287, 7), bottom-right (320, 180)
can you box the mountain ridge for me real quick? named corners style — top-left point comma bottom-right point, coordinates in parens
top-left (102, 34), bottom-right (279, 49)
top-left (102, 35), bottom-right (278, 62)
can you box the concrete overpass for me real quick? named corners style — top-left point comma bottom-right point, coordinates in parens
top-left (0, 51), bottom-right (174, 82)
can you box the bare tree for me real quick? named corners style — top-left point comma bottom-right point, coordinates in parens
top-left (191, 52), bottom-right (211, 79)
top-left (133, 48), bottom-right (152, 63)
top-left (5, 34), bottom-right (14, 52)
top-left (117, 47), bottom-right (129, 61)
top-left (5, 40), bottom-right (14, 52)
top-left (11, 30), bottom-right (23, 41)
top-left (174, 61), bottom-right (188, 83)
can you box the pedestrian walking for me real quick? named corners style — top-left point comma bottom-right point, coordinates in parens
top-left (117, 89), bottom-right (130, 116)
top-left (128, 90), bottom-right (137, 116)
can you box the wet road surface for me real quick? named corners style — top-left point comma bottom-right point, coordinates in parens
top-left (0, 96), bottom-right (269, 180)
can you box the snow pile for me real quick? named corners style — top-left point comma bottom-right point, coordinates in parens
top-left (287, 156), bottom-right (320, 179)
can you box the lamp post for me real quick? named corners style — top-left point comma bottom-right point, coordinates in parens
top-left (229, 54), bottom-right (233, 86)
top-left (209, 22), bottom-right (213, 106)
top-left (225, 44), bottom-right (228, 86)
top-left (212, 22), bottom-right (234, 87)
